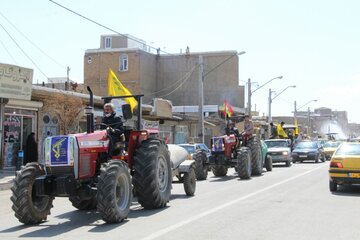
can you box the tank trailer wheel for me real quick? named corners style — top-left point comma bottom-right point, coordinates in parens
top-left (183, 167), bottom-right (196, 196)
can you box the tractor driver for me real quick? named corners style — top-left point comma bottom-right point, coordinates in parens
top-left (101, 103), bottom-right (124, 157)
top-left (242, 114), bottom-right (254, 146)
top-left (228, 120), bottom-right (241, 139)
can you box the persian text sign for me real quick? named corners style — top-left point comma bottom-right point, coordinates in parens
top-left (50, 137), bottom-right (69, 165)
top-left (0, 63), bottom-right (33, 100)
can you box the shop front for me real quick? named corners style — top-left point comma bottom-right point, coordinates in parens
top-left (1, 99), bottom-right (42, 169)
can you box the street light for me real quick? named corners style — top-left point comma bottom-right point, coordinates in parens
top-left (295, 99), bottom-right (318, 112)
top-left (268, 85), bottom-right (296, 123)
top-left (247, 75), bottom-right (283, 115)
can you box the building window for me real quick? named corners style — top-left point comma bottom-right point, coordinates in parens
top-left (105, 37), bottom-right (111, 49)
top-left (119, 54), bottom-right (128, 72)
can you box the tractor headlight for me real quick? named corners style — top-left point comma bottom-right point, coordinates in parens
top-left (282, 151), bottom-right (289, 156)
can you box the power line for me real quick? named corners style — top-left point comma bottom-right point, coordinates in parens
top-left (49, 0), bottom-right (174, 56)
top-left (0, 38), bottom-right (17, 64)
top-left (0, 21), bottom-right (49, 79)
top-left (0, 11), bottom-right (66, 70)
top-left (204, 53), bottom-right (238, 78)
top-left (157, 65), bottom-right (197, 98)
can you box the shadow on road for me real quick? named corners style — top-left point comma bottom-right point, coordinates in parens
top-left (209, 174), bottom-right (238, 182)
top-left (1, 200), bottom-right (173, 235)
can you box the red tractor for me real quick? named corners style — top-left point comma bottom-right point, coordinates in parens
top-left (209, 117), bottom-right (263, 179)
top-left (11, 87), bottom-right (173, 224)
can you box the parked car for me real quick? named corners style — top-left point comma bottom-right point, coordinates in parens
top-left (264, 139), bottom-right (292, 167)
top-left (329, 142), bottom-right (360, 192)
top-left (292, 140), bottom-right (325, 163)
top-left (178, 143), bottom-right (211, 158)
top-left (178, 143), bottom-right (211, 180)
top-left (323, 141), bottom-right (342, 160)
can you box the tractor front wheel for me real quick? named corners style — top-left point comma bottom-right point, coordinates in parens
top-left (133, 139), bottom-right (172, 209)
top-left (237, 147), bottom-right (252, 180)
top-left (194, 150), bottom-right (208, 180)
top-left (69, 196), bottom-right (97, 210)
top-left (211, 165), bottom-right (228, 177)
top-left (11, 163), bottom-right (54, 224)
top-left (97, 160), bottom-right (131, 223)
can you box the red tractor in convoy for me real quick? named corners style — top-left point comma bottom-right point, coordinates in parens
top-left (209, 116), bottom-right (263, 179)
top-left (11, 87), bottom-right (177, 224)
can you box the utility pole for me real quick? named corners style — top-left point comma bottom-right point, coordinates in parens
top-left (294, 100), bottom-right (297, 117)
top-left (247, 78), bottom-right (251, 115)
top-left (198, 56), bottom-right (204, 143)
top-left (268, 88), bottom-right (272, 123)
top-left (308, 107), bottom-right (311, 135)
top-left (66, 66), bottom-right (70, 90)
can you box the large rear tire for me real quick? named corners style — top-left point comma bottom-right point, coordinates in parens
top-left (211, 165), bottom-right (228, 176)
top-left (133, 139), bottom-right (172, 209)
top-left (265, 155), bottom-right (273, 172)
top-left (11, 163), bottom-right (54, 224)
top-left (248, 138), bottom-right (263, 176)
top-left (183, 168), bottom-right (196, 196)
top-left (194, 150), bottom-right (208, 180)
top-left (69, 196), bottom-right (97, 210)
top-left (237, 147), bottom-right (252, 179)
top-left (97, 160), bottom-right (132, 223)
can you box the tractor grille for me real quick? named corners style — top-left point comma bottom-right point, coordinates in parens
top-left (46, 166), bottom-right (74, 176)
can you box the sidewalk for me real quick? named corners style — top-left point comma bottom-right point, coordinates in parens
top-left (0, 169), bottom-right (15, 191)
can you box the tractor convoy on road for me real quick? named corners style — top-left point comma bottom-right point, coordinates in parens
top-left (10, 87), bottom-right (273, 225)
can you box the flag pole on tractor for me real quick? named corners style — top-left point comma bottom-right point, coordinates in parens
top-left (108, 68), bottom-right (137, 111)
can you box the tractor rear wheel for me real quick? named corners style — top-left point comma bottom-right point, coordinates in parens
top-left (237, 147), bottom-right (252, 179)
top-left (211, 165), bottom-right (228, 176)
top-left (183, 167), bottom-right (196, 196)
top-left (69, 196), bottom-right (97, 210)
top-left (248, 138), bottom-right (263, 176)
top-left (11, 163), bottom-right (54, 224)
top-left (97, 160), bottom-right (131, 223)
top-left (194, 150), bottom-right (208, 180)
top-left (133, 139), bottom-right (172, 209)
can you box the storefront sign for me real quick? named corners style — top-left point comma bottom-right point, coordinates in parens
top-left (0, 63), bottom-right (33, 100)
top-left (50, 136), bottom-right (70, 165)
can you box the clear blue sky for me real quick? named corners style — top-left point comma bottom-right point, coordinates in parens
top-left (1, 0), bottom-right (360, 122)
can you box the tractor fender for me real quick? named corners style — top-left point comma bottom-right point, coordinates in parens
top-left (179, 160), bottom-right (195, 173)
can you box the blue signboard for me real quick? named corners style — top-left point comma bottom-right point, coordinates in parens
top-left (50, 136), bottom-right (69, 165)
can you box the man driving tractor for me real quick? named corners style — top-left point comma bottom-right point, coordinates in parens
top-left (242, 114), bottom-right (254, 145)
top-left (101, 103), bottom-right (124, 157)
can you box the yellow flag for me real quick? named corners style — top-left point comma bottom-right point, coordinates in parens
top-left (294, 117), bottom-right (299, 135)
top-left (108, 68), bottom-right (137, 111)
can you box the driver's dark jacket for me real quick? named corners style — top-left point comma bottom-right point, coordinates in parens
top-left (101, 112), bottom-right (123, 142)
top-left (229, 127), bottom-right (241, 139)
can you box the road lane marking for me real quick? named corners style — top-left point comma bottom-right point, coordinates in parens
top-left (141, 164), bottom-right (325, 240)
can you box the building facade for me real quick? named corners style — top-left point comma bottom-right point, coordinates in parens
top-left (84, 34), bottom-right (244, 109)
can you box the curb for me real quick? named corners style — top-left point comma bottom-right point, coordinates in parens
top-left (0, 180), bottom-right (14, 191)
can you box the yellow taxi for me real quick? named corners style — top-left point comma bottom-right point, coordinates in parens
top-left (323, 141), bottom-right (342, 160)
top-left (329, 142), bottom-right (360, 192)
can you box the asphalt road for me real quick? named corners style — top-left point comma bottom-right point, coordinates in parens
top-left (1, 161), bottom-right (360, 240)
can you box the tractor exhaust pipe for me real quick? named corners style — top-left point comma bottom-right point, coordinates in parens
top-left (85, 86), bottom-right (94, 133)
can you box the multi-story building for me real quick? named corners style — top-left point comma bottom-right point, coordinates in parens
top-left (84, 34), bottom-right (244, 109)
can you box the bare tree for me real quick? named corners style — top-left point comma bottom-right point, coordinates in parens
top-left (43, 94), bottom-right (84, 134)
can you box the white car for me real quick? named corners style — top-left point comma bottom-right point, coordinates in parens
top-left (264, 139), bottom-right (292, 167)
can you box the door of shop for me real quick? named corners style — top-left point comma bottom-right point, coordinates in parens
top-left (3, 111), bottom-right (35, 169)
